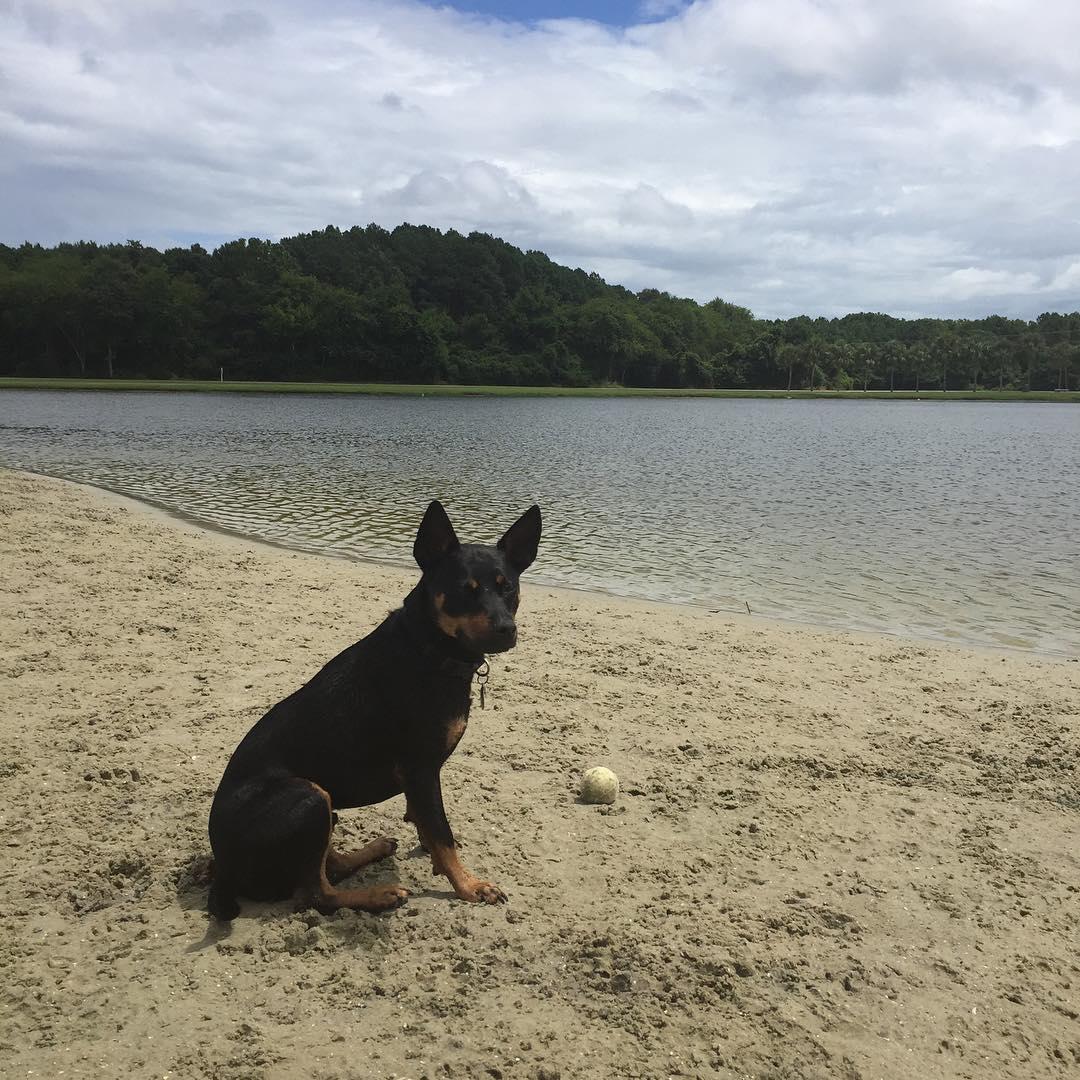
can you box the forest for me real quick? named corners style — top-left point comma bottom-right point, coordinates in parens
top-left (0, 224), bottom-right (1077, 391)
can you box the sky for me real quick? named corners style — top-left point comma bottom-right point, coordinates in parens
top-left (2, 0), bottom-right (1079, 320)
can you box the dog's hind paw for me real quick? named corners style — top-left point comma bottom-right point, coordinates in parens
top-left (326, 837), bottom-right (399, 881)
top-left (368, 883), bottom-right (410, 910)
top-left (317, 882), bottom-right (410, 914)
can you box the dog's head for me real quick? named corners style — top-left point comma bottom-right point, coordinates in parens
top-left (413, 501), bottom-right (542, 656)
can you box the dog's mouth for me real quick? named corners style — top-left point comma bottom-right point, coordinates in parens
top-left (433, 598), bottom-right (517, 655)
top-left (437, 624), bottom-right (517, 656)
top-left (482, 629), bottom-right (517, 654)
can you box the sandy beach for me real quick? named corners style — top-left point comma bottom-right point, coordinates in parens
top-left (1, 466), bottom-right (1077, 1080)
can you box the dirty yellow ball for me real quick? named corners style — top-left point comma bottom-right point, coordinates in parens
top-left (580, 766), bottom-right (619, 804)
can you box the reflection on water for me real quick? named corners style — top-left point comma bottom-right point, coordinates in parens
top-left (1, 390), bottom-right (1078, 655)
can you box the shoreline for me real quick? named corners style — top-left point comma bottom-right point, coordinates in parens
top-left (2, 467), bottom-right (1079, 1080)
top-left (12, 466), bottom-right (1070, 663)
top-left (3, 376), bottom-right (1078, 402)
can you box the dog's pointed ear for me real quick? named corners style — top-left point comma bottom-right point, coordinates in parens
top-left (414, 500), bottom-right (460, 572)
top-left (497, 505), bottom-right (542, 574)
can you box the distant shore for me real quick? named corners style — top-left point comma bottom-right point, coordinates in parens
top-left (2, 376), bottom-right (1077, 402)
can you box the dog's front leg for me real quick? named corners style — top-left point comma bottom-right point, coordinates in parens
top-left (402, 765), bottom-right (506, 904)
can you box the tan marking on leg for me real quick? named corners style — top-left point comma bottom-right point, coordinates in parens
top-left (302, 782), bottom-right (408, 912)
top-left (427, 841), bottom-right (506, 904)
top-left (314, 881), bottom-right (410, 913)
top-left (445, 715), bottom-right (468, 755)
top-left (326, 837), bottom-right (398, 883)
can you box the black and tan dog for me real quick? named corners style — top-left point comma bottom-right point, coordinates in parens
top-left (207, 500), bottom-right (541, 920)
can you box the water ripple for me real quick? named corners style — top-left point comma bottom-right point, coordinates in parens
top-left (1, 391), bottom-right (1078, 655)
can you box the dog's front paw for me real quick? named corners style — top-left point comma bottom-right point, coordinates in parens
top-left (455, 877), bottom-right (507, 904)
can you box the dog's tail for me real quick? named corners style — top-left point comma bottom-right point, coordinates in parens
top-left (207, 878), bottom-right (240, 922)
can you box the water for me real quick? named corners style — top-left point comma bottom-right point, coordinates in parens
top-left (1, 390), bottom-right (1077, 655)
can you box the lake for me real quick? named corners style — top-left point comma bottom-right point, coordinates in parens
top-left (1, 390), bottom-right (1077, 655)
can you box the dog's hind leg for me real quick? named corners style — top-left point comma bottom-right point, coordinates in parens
top-left (302, 783), bottom-right (409, 913)
top-left (208, 772), bottom-right (320, 920)
top-left (209, 776), bottom-right (408, 917)
top-left (325, 836), bottom-right (399, 883)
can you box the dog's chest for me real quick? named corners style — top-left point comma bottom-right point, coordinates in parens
top-left (444, 714), bottom-right (468, 756)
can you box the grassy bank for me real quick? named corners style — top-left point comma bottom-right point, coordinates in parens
top-left (1, 376), bottom-right (1077, 402)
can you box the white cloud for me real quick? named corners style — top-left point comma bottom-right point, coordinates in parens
top-left (375, 160), bottom-right (539, 226)
top-left (1049, 261), bottom-right (1080, 292)
top-left (938, 267), bottom-right (1042, 302)
top-left (618, 183), bottom-right (694, 228)
top-left (1, 0), bottom-right (1079, 318)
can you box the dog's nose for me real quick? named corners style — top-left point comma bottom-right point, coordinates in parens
top-left (493, 620), bottom-right (516, 641)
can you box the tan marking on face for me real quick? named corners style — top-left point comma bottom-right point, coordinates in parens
top-left (467, 578), bottom-right (479, 590)
top-left (434, 593), bottom-right (492, 642)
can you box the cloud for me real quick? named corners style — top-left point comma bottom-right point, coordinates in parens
top-left (377, 161), bottom-right (539, 226)
top-left (1048, 261), bottom-right (1080, 293)
top-left (937, 268), bottom-right (1042, 302)
top-left (646, 88), bottom-right (705, 112)
top-left (618, 183), bottom-right (694, 228)
top-left (1, 0), bottom-right (1079, 319)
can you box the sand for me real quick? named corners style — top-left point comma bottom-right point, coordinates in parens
top-left (1, 467), bottom-right (1078, 1080)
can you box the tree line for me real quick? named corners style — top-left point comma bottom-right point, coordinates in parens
top-left (1, 224), bottom-right (1076, 391)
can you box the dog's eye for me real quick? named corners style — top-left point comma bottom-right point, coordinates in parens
top-left (466, 579), bottom-right (481, 593)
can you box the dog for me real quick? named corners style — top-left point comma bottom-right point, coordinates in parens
top-left (206, 500), bottom-right (541, 920)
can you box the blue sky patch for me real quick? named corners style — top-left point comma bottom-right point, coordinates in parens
top-left (434, 1), bottom-right (681, 27)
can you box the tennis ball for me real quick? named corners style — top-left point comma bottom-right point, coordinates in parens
top-left (580, 766), bottom-right (619, 804)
